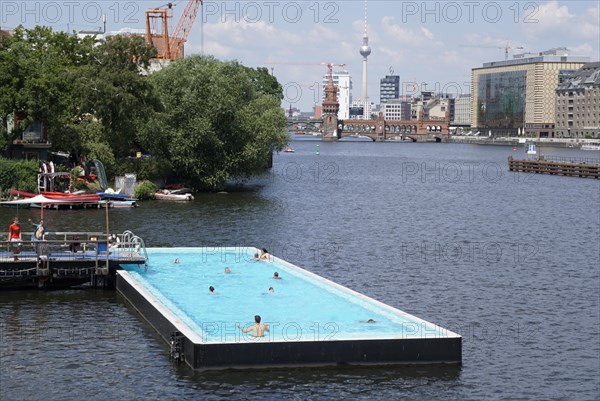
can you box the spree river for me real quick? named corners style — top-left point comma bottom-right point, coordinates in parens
top-left (1, 141), bottom-right (599, 400)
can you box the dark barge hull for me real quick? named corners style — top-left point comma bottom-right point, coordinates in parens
top-left (116, 271), bottom-right (462, 371)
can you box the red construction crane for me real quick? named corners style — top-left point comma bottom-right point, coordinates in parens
top-left (145, 0), bottom-right (202, 60)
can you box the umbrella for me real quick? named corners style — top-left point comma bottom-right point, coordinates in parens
top-left (2, 195), bottom-right (75, 220)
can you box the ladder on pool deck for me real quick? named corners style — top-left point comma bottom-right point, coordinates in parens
top-left (121, 230), bottom-right (149, 268)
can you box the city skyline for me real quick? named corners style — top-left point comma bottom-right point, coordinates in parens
top-left (1, 1), bottom-right (598, 111)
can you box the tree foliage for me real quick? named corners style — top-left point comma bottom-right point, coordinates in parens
top-left (1, 28), bottom-right (288, 191)
top-left (0, 26), bottom-right (158, 160)
top-left (139, 56), bottom-right (288, 190)
top-left (0, 157), bottom-right (38, 193)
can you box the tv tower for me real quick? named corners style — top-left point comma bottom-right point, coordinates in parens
top-left (359, 0), bottom-right (371, 101)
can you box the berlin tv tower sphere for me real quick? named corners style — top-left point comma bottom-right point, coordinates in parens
top-left (360, 38), bottom-right (371, 58)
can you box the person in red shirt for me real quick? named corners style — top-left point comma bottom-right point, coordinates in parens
top-left (8, 217), bottom-right (21, 261)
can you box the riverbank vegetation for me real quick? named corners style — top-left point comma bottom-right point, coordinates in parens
top-left (0, 26), bottom-right (288, 191)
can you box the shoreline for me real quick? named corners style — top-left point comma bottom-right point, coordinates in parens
top-left (447, 136), bottom-right (596, 148)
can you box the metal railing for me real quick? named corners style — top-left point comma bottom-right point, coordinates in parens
top-left (1, 231), bottom-right (148, 267)
top-left (538, 155), bottom-right (600, 165)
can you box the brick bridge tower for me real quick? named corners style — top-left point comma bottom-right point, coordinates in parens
top-left (322, 64), bottom-right (340, 142)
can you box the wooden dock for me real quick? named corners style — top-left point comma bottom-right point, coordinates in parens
top-left (0, 231), bottom-right (147, 289)
top-left (508, 156), bottom-right (600, 178)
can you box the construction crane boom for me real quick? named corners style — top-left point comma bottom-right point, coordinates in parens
top-left (170, 0), bottom-right (202, 59)
top-left (460, 44), bottom-right (524, 60)
top-left (265, 61), bottom-right (346, 80)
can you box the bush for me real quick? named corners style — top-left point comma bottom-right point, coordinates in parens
top-left (0, 157), bottom-right (38, 193)
top-left (134, 180), bottom-right (158, 200)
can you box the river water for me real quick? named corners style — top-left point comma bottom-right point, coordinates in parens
top-left (1, 141), bottom-right (599, 400)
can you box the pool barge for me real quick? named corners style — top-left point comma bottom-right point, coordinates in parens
top-left (508, 155), bottom-right (600, 178)
top-left (0, 231), bottom-right (147, 289)
top-left (116, 247), bottom-right (462, 370)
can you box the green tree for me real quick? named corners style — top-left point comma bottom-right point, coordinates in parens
top-left (139, 56), bottom-right (288, 190)
top-left (67, 35), bottom-right (159, 158)
top-left (0, 27), bottom-right (158, 162)
top-left (0, 26), bottom-right (96, 147)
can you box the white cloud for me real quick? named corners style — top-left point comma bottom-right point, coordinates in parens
top-left (570, 43), bottom-right (595, 57)
top-left (380, 16), bottom-right (442, 47)
top-left (522, 0), bottom-right (598, 41)
top-left (580, 4), bottom-right (600, 40)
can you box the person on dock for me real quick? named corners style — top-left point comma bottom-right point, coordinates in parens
top-left (237, 315), bottom-right (269, 337)
top-left (69, 236), bottom-right (81, 253)
top-left (7, 217), bottom-right (21, 261)
top-left (28, 218), bottom-right (45, 255)
top-left (28, 218), bottom-right (45, 241)
top-left (108, 234), bottom-right (120, 249)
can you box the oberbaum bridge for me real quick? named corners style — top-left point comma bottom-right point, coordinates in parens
top-left (288, 73), bottom-right (450, 143)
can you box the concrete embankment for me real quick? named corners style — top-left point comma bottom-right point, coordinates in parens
top-left (448, 136), bottom-right (591, 148)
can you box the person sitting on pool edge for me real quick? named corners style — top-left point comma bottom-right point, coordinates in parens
top-left (237, 315), bottom-right (269, 337)
top-left (259, 248), bottom-right (271, 260)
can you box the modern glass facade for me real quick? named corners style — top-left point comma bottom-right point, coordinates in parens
top-left (380, 75), bottom-right (400, 104)
top-left (477, 71), bottom-right (526, 129)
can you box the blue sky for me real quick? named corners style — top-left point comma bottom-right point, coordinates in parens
top-left (1, 0), bottom-right (599, 111)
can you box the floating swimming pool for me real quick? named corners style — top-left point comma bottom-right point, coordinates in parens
top-left (118, 247), bottom-right (461, 370)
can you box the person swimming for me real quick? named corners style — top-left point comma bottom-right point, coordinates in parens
top-left (174, 258), bottom-right (180, 264)
top-left (224, 267), bottom-right (231, 273)
top-left (209, 286), bottom-right (215, 294)
top-left (236, 315), bottom-right (269, 337)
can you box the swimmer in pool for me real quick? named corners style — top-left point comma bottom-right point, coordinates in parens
top-left (224, 267), bottom-right (231, 273)
top-left (259, 248), bottom-right (271, 260)
top-left (237, 315), bottom-right (269, 337)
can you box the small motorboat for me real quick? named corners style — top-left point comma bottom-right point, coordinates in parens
top-left (155, 189), bottom-right (194, 201)
top-left (284, 147), bottom-right (295, 153)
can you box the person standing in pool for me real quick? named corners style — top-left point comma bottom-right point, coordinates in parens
top-left (237, 315), bottom-right (269, 337)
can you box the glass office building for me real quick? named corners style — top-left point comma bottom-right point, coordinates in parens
top-left (477, 71), bottom-right (525, 130)
top-left (471, 49), bottom-right (589, 137)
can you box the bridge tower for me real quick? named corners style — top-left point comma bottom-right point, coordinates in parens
top-left (322, 65), bottom-right (340, 142)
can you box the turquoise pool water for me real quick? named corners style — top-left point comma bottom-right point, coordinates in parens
top-left (122, 248), bottom-right (455, 343)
